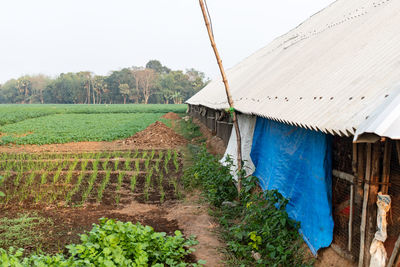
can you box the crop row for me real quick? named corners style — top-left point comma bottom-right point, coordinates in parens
top-left (0, 104), bottom-right (187, 126)
top-left (0, 149), bottom-right (167, 161)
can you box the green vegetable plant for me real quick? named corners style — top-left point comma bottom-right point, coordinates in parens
top-left (0, 218), bottom-right (202, 266)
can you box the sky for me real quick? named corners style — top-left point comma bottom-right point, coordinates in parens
top-left (0, 0), bottom-right (335, 83)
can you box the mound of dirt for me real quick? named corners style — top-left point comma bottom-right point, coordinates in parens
top-left (162, 112), bottom-right (181, 120)
top-left (122, 121), bottom-right (187, 148)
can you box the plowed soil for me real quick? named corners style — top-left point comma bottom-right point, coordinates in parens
top-left (121, 121), bottom-right (187, 148)
top-left (162, 112), bottom-right (181, 120)
top-left (0, 121), bottom-right (187, 153)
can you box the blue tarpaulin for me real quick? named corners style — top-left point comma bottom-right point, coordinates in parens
top-left (250, 117), bottom-right (333, 254)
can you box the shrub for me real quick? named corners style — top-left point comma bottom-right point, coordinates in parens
top-left (183, 146), bottom-right (237, 207)
top-left (184, 146), bottom-right (309, 266)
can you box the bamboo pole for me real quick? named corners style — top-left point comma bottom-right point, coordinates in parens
top-left (359, 143), bottom-right (372, 267)
top-left (198, 0), bottom-right (243, 191)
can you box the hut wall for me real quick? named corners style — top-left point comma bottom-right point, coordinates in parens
top-left (331, 136), bottom-right (361, 260)
top-left (188, 104), bottom-right (232, 146)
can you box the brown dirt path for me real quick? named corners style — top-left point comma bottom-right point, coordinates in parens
top-left (166, 192), bottom-right (225, 267)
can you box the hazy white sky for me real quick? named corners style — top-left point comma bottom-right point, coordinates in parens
top-left (0, 0), bottom-right (335, 83)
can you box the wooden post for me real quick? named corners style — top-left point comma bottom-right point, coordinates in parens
top-left (349, 183), bottom-right (354, 252)
top-left (388, 234), bottom-right (400, 267)
top-left (396, 141), bottom-right (400, 165)
top-left (381, 139), bottom-right (392, 194)
top-left (348, 143), bottom-right (357, 252)
top-left (356, 144), bottom-right (366, 206)
top-left (359, 143), bottom-right (372, 267)
top-left (364, 142), bottom-right (381, 266)
top-left (199, 0), bottom-right (243, 192)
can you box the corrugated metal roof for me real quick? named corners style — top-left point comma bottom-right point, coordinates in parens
top-left (354, 84), bottom-right (400, 142)
top-left (187, 0), bottom-right (400, 136)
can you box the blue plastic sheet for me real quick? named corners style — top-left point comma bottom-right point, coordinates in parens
top-left (250, 117), bottom-right (333, 254)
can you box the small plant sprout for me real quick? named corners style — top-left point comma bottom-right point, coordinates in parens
top-left (173, 151), bottom-right (179, 172)
top-left (124, 157), bottom-right (131, 171)
top-left (159, 172), bottom-right (165, 203)
top-left (144, 158), bottom-right (150, 171)
top-left (114, 158), bottom-right (120, 171)
top-left (135, 160), bottom-right (140, 173)
top-left (115, 171), bottom-right (124, 204)
top-left (66, 171), bottom-right (85, 206)
top-left (40, 172), bottom-right (48, 185)
top-left (144, 168), bottom-right (153, 201)
top-left (158, 151), bottom-right (163, 160)
top-left (167, 149), bottom-right (172, 162)
top-left (133, 149), bottom-right (139, 158)
top-left (14, 172), bottom-right (23, 187)
top-left (142, 151), bottom-right (148, 159)
top-left (53, 166), bottom-right (63, 183)
top-left (150, 149), bottom-right (155, 160)
top-left (81, 169), bottom-right (98, 204)
top-left (154, 160), bottom-right (160, 173)
top-left (130, 173), bottom-right (137, 193)
top-left (102, 155), bottom-right (110, 170)
top-left (97, 169), bottom-right (111, 203)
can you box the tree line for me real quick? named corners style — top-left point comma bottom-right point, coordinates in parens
top-left (0, 60), bottom-right (208, 104)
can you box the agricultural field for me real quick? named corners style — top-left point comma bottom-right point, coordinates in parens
top-left (0, 104), bottom-right (186, 145)
top-left (0, 104), bottom-right (220, 265)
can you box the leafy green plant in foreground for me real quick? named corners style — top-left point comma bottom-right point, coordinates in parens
top-left (0, 218), bottom-right (203, 266)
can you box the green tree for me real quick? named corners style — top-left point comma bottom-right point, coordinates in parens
top-left (119, 83), bottom-right (131, 104)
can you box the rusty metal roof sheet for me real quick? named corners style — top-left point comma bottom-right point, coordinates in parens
top-left (187, 0), bottom-right (400, 136)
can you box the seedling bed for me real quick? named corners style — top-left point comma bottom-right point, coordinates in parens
top-left (0, 149), bottom-right (183, 208)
